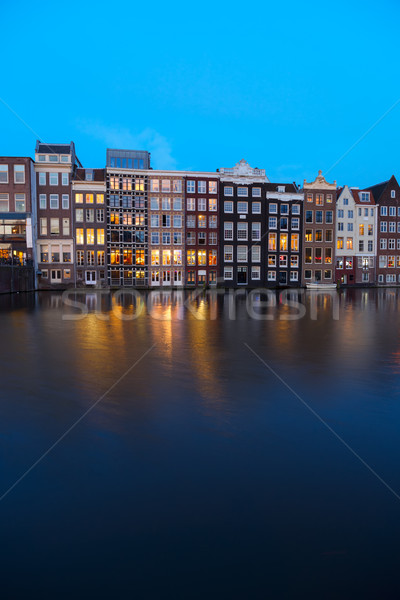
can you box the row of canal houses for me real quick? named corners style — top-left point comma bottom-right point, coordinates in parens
top-left (1, 140), bottom-right (400, 289)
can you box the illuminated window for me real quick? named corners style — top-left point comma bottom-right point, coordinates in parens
top-left (123, 250), bottom-right (132, 265)
top-left (209, 250), bottom-right (217, 265)
top-left (111, 250), bottom-right (120, 265)
top-left (325, 248), bottom-right (332, 264)
top-left (268, 233), bottom-right (277, 251)
top-left (198, 250), bottom-right (206, 265)
top-left (86, 229), bottom-right (94, 245)
top-left (135, 214), bottom-right (145, 226)
top-left (76, 228), bottom-right (84, 245)
top-left (305, 229), bottom-right (312, 242)
top-left (326, 195), bottom-right (332, 203)
top-left (136, 250), bottom-right (145, 265)
top-left (97, 251), bottom-right (105, 265)
top-left (268, 255), bottom-right (276, 266)
top-left (86, 250), bottom-right (95, 265)
top-left (315, 230), bottom-right (322, 242)
top-left (40, 218), bottom-right (47, 235)
top-left (291, 234), bottom-right (299, 251)
top-left (359, 224), bottom-right (364, 236)
top-left (151, 250), bottom-right (159, 266)
top-left (75, 193), bottom-right (83, 204)
top-left (388, 256), bottom-right (395, 268)
top-left (209, 181), bottom-right (217, 194)
top-left (97, 229), bottom-right (104, 245)
top-left (40, 245), bottom-right (49, 262)
top-left (279, 234), bottom-right (288, 251)
top-left (316, 194), bottom-right (323, 205)
top-left (187, 250), bottom-right (196, 265)
top-left (279, 255), bottom-right (287, 267)
top-left (50, 218), bottom-right (59, 235)
top-left (122, 177), bottom-right (132, 191)
top-left (305, 248), bottom-right (312, 263)
top-left (135, 179), bottom-right (144, 191)
top-left (337, 237), bottom-right (343, 249)
top-left (97, 194), bottom-right (104, 204)
top-left (307, 193), bottom-right (313, 202)
top-left (209, 198), bottom-right (217, 211)
top-left (110, 176), bottom-right (119, 190)
top-left (198, 215), bottom-right (206, 228)
top-left (346, 237), bottom-right (353, 250)
top-left (291, 256), bottom-right (299, 268)
top-left (173, 250), bottom-right (182, 265)
top-left (315, 248), bottom-right (322, 263)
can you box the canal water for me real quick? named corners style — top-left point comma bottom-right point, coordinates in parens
top-left (1, 289), bottom-right (400, 598)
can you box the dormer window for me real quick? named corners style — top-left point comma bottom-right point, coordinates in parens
top-left (38, 155), bottom-right (46, 162)
top-left (49, 155), bottom-right (58, 162)
top-left (61, 155), bottom-right (69, 163)
top-left (85, 171), bottom-right (93, 181)
top-left (360, 192), bottom-right (370, 202)
top-left (278, 186), bottom-right (285, 193)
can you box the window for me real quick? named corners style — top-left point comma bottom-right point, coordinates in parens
top-left (86, 229), bottom-right (94, 245)
top-left (325, 248), bottom-right (332, 264)
top-left (389, 239), bottom-right (395, 250)
top-left (150, 179), bottom-right (159, 192)
top-left (291, 217), bottom-right (300, 229)
top-left (237, 202), bottom-right (248, 214)
top-left (40, 218), bottom-right (47, 235)
top-left (360, 192), bottom-right (370, 202)
top-left (62, 218), bottom-right (69, 236)
top-left (224, 267), bottom-right (233, 280)
top-left (97, 229), bottom-right (104, 245)
top-left (161, 180), bottom-right (170, 193)
top-left (368, 224), bottom-right (373, 236)
top-left (251, 246), bottom-right (260, 262)
top-left (268, 271), bottom-right (276, 281)
top-left (307, 193), bottom-right (313, 203)
top-left (186, 215), bottom-right (195, 228)
top-left (380, 239), bottom-right (387, 250)
top-left (326, 211), bottom-right (333, 224)
top-left (75, 208), bottom-right (83, 222)
top-left (381, 222), bottom-right (387, 233)
top-left (208, 250), bottom-right (217, 266)
top-left (224, 222), bottom-right (233, 240)
top-left (76, 228), bottom-right (84, 244)
top-left (163, 215), bottom-right (171, 228)
top-left (280, 234), bottom-right (288, 251)
top-left (305, 248), bottom-right (312, 263)
top-left (279, 255), bottom-right (287, 267)
top-left (14, 165), bottom-right (25, 183)
top-left (224, 201), bottom-right (233, 213)
top-left (49, 173), bottom-right (58, 186)
top-left (315, 211), bottom-right (323, 223)
top-left (50, 218), bottom-right (59, 235)
top-left (269, 203), bottom-right (277, 214)
top-left (75, 193), bottom-right (83, 204)
top-left (198, 215), bottom-right (206, 228)
top-left (338, 209), bottom-right (344, 218)
top-left (173, 197), bottom-right (182, 210)
top-left (209, 215), bottom-right (217, 228)
top-left (343, 197), bottom-right (349, 206)
top-left (198, 250), bottom-right (206, 265)
top-left (62, 194), bottom-right (69, 209)
top-left (187, 180), bottom-right (195, 193)
top-left (40, 245), bottom-right (49, 262)
top-left (268, 233), bottom-right (277, 251)
top-left (15, 194), bottom-right (25, 212)
top-left (315, 248), bottom-right (322, 263)
top-left (290, 271), bottom-right (298, 282)
top-left (391, 190), bottom-right (396, 198)
top-left (198, 198), bottom-right (206, 211)
top-left (151, 232), bottom-right (159, 245)
top-left (252, 222), bottom-right (261, 241)
top-left (237, 222), bottom-right (248, 240)
top-left (174, 232), bottom-right (182, 245)
top-left (346, 238), bottom-right (353, 250)
top-left (316, 194), bottom-right (323, 206)
top-left (187, 198), bottom-right (195, 211)
top-left (237, 246), bottom-right (248, 262)
top-left (280, 217), bottom-right (288, 230)
top-left (97, 209), bottom-right (104, 222)
top-left (224, 186), bottom-right (233, 196)
top-left (224, 245), bottom-right (233, 262)
top-left (291, 234), bottom-right (299, 251)
top-left (268, 255), bottom-right (276, 266)
top-left (348, 223), bottom-right (353, 232)
top-left (379, 256), bottom-right (387, 268)
top-left (252, 266), bottom-right (261, 280)
top-left (61, 173), bottom-right (68, 186)
top-left (389, 222), bottom-right (396, 233)
top-left (315, 230), bottom-right (323, 241)
top-left (305, 230), bottom-right (312, 242)
top-left (337, 237), bottom-right (344, 249)
top-left (381, 206), bottom-right (387, 216)
top-left (252, 202), bottom-right (261, 214)
top-left (50, 194), bottom-right (59, 209)
top-left (359, 224), bottom-right (364, 236)
top-left (96, 194), bottom-right (104, 204)
top-left (0, 165), bottom-right (8, 183)
top-left (252, 188), bottom-right (261, 197)
top-left (338, 223), bottom-right (344, 231)
top-left (150, 197), bottom-right (159, 210)
top-left (291, 256), bottom-right (299, 268)
top-left (162, 250), bottom-right (171, 266)
top-left (269, 216), bottom-right (277, 229)
top-left (209, 181), bottom-right (217, 194)
top-left (86, 250), bottom-right (95, 265)
top-left (198, 181), bottom-right (206, 194)
top-left (389, 206), bottom-right (396, 216)
top-left (368, 241), bottom-right (373, 252)
top-left (359, 241), bottom-right (364, 252)
top-left (305, 210), bottom-right (313, 223)
top-left (237, 187), bottom-right (248, 197)
top-left (187, 250), bottom-right (196, 265)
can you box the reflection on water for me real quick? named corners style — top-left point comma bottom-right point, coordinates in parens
top-left (2, 289), bottom-right (400, 598)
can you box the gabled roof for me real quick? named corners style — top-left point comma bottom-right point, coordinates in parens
top-left (365, 175), bottom-right (398, 202)
top-left (352, 189), bottom-right (376, 205)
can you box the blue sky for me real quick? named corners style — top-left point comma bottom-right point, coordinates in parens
top-left (1, 0), bottom-right (400, 187)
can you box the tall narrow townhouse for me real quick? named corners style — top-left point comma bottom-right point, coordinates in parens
top-left (148, 173), bottom-right (185, 287)
top-left (35, 141), bottom-right (81, 288)
top-left (265, 183), bottom-right (304, 287)
top-left (219, 160), bottom-right (267, 288)
top-left (72, 168), bottom-right (107, 287)
top-left (353, 189), bottom-right (377, 284)
top-left (302, 171), bottom-right (336, 285)
top-left (0, 156), bottom-right (36, 267)
top-left (365, 175), bottom-right (400, 285)
top-left (335, 186), bottom-right (356, 284)
top-left (184, 172), bottom-right (219, 286)
top-left (106, 149), bottom-right (150, 287)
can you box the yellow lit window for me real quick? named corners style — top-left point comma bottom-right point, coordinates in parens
top-left (123, 249), bottom-right (132, 265)
top-left (96, 194), bottom-right (104, 204)
top-left (162, 250), bottom-right (171, 265)
top-left (305, 229), bottom-right (312, 242)
top-left (75, 194), bottom-right (83, 204)
top-left (86, 229), bottom-right (94, 244)
top-left (76, 228), bottom-right (84, 245)
top-left (291, 234), bottom-right (299, 251)
top-left (346, 238), bottom-right (353, 250)
top-left (326, 194), bottom-right (332, 203)
top-left (97, 251), bottom-right (105, 265)
top-left (359, 224), bottom-right (364, 235)
top-left (86, 194), bottom-right (94, 204)
top-left (111, 250), bottom-right (120, 264)
top-left (198, 250), bottom-right (206, 265)
top-left (122, 178), bottom-right (132, 191)
top-left (268, 233), bottom-right (277, 251)
top-left (135, 214), bottom-right (145, 226)
top-left (209, 198), bottom-right (217, 211)
top-left (135, 179), bottom-right (144, 191)
top-left (97, 229), bottom-right (104, 245)
top-left (151, 250), bottom-right (159, 265)
top-left (307, 193), bottom-right (313, 202)
top-left (209, 250), bottom-right (217, 265)
top-left (110, 212), bottom-right (119, 225)
top-left (187, 250), bottom-right (196, 265)
top-left (198, 215), bottom-right (206, 228)
top-left (280, 234), bottom-right (288, 251)
top-left (337, 237), bottom-right (344, 249)
top-left (316, 194), bottom-right (323, 205)
top-left (173, 250), bottom-right (182, 265)
top-left (110, 176), bottom-right (119, 190)
top-left (136, 250), bottom-right (145, 265)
